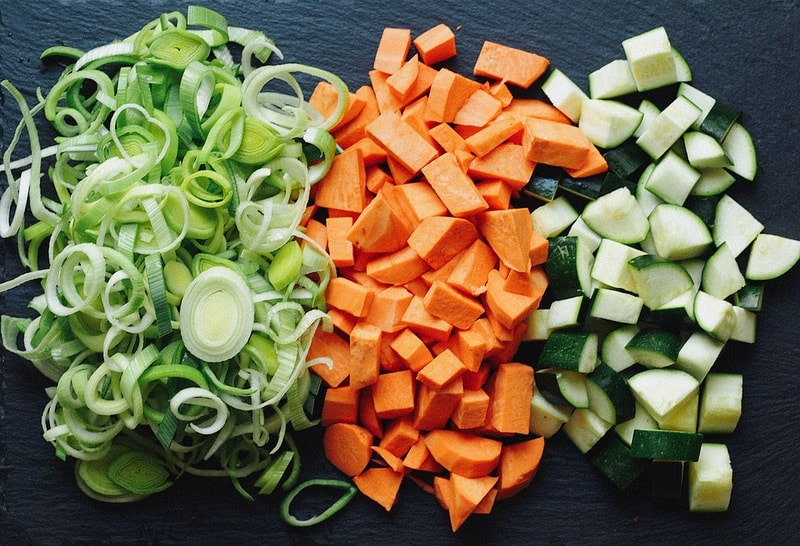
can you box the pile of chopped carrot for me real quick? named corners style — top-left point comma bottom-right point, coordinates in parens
top-left (305, 23), bottom-right (605, 531)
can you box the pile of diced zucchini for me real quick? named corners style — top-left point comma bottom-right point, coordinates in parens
top-left (523, 26), bottom-right (800, 512)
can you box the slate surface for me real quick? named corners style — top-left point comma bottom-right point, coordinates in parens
top-left (1, 1), bottom-right (799, 544)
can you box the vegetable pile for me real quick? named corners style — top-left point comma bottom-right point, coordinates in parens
top-left (0, 6), bottom-right (350, 506)
top-left (2, 4), bottom-right (799, 535)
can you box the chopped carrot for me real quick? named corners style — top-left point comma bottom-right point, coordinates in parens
top-left (421, 152), bottom-right (488, 218)
top-left (473, 41), bottom-right (550, 88)
top-left (400, 295), bottom-right (453, 342)
top-left (412, 376), bottom-right (463, 430)
top-left (349, 321), bottom-right (383, 390)
top-left (470, 317), bottom-right (504, 360)
top-left (496, 436), bottom-right (545, 500)
top-left (389, 327), bottom-right (434, 372)
top-left (326, 307), bottom-right (357, 336)
top-left (392, 181), bottom-right (449, 225)
top-left (369, 69), bottom-right (404, 114)
top-left (346, 189), bottom-right (413, 254)
top-left (364, 285), bottom-right (414, 333)
top-left (423, 429), bottom-right (502, 478)
top-left (372, 369), bottom-right (416, 419)
top-left (464, 116), bottom-right (523, 157)
top-left (473, 487), bottom-right (498, 515)
top-left (476, 179), bottom-right (513, 210)
top-left (450, 328), bottom-right (488, 373)
top-left (309, 81), bottom-right (365, 131)
top-left (331, 85), bottom-right (380, 149)
top-left (424, 68), bottom-right (482, 124)
top-left (371, 446), bottom-right (406, 473)
top-left (433, 475), bottom-right (453, 511)
top-left (400, 96), bottom-right (438, 147)
top-left (384, 154), bottom-right (418, 185)
top-left (354, 466), bottom-right (405, 512)
top-left (314, 146), bottom-right (367, 213)
top-left (476, 208), bottom-right (533, 272)
top-left (453, 88), bottom-right (503, 127)
top-left (416, 348), bottom-right (467, 389)
top-left (501, 98), bottom-right (573, 125)
top-left (522, 116), bottom-right (593, 169)
top-left (366, 110), bottom-right (439, 175)
top-left (428, 122), bottom-right (470, 157)
top-left (462, 361), bottom-right (492, 391)
top-left (502, 268), bottom-right (533, 295)
top-left (359, 387), bottom-right (384, 439)
top-left (363, 165), bottom-right (392, 195)
top-left (326, 276), bottom-right (375, 318)
top-left (351, 138), bottom-right (389, 167)
top-left (321, 385), bottom-right (360, 426)
top-left (563, 141), bottom-right (609, 178)
top-left (529, 230), bottom-right (549, 267)
top-left (326, 216), bottom-right (355, 268)
top-left (344, 269), bottom-right (387, 293)
top-left (386, 54), bottom-right (421, 101)
top-left (365, 246), bottom-right (430, 286)
top-left (488, 80), bottom-right (514, 107)
top-left (451, 388), bottom-right (490, 430)
top-left (323, 422), bottom-right (374, 477)
top-left (449, 473), bottom-right (498, 532)
top-left (527, 264), bottom-right (549, 307)
top-left (484, 269), bottom-right (539, 329)
top-left (413, 23), bottom-right (457, 65)
top-left (379, 416), bottom-right (420, 457)
top-left (302, 217), bottom-right (328, 255)
top-left (379, 331), bottom-right (407, 373)
top-left (308, 329), bottom-right (351, 388)
top-left (407, 215), bottom-right (479, 269)
top-left (374, 27), bottom-right (412, 74)
top-left (467, 142), bottom-right (536, 190)
top-left (423, 280), bottom-right (485, 330)
top-left (485, 362), bottom-right (534, 434)
top-left (446, 238), bottom-right (497, 297)
top-left (403, 437), bottom-right (445, 473)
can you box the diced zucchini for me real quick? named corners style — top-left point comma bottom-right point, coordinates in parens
top-left (522, 308), bottom-right (551, 342)
top-left (559, 174), bottom-right (604, 201)
top-left (590, 238), bottom-right (645, 292)
top-left (648, 203), bottom-right (713, 260)
top-left (675, 330), bottom-right (726, 382)
top-left (693, 290), bottom-right (737, 342)
top-left (720, 122), bottom-right (757, 181)
top-left (567, 215), bottom-right (603, 253)
top-left (547, 295), bottom-right (587, 331)
top-left (712, 194), bottom-right (764, 258)
top-left (636, 95), bottom-right (702, 160)
top-left (601, 324), bottom-right (640, 373)
top-left (588, 288), bottom-right (643, 324)
top-left (588, 59), bottom-right (637, 99)
top-left (730, 306), bottom-right (757, 344)
top-left (644, 150), bottom-right (701, 205)
top-left (644, 290), bottom-right (696, 329)
top-left (586, 362), bottom-right (636, 424)
top-left (628, 254), bottom-right (694, 309)
top-left (634, 163), bottom-right (663, 217)
top-left (540, 68), bottom-right (588, 123)
top-left (671, 47), bottom-right (692, 82)
top-left (614, 401), bottom-right (658, 446)
top-left (531, 195), bottom-right (580, 238)
top-left (683, 194), bottom-right (720, 228)
top-left (590, 435), bottom-right (649, 490)
top-left (581, 187), bottom-right (649, 244)
top-left (563, 408), bottom-right (612, 454)
top-left (630, 429), bottom-right (703, 462)
top-left (530, 385), bottom-right (574, 438)
top-left (634, 99), bottom-right (661, 138)
top-left (698, 373), bottom-right (742, 434)
top-left (627, 368), bottom-right (700, 422)
top-left (621, 26), bottom-right (678, 92)
top-left (658, 391), bottom-right (699, 432)
top-left (604, 139), bottom-right (651, 179)
top-left (690, 167), bottom-right (736, 197)
top-left (546, 236), bottom-right (595, 298)
top-left (579, 99), bottom-right (643, 149)
top-left (524, 165), bottom-right (561, 202)
top-left (701, 242), bottom-right (746, 300)
top-left (683, 131), bottom-right (731, 169)
top-left (537, 330), bottom-right (599, 373)
top-left (688, 443), bottom-right (733, 512)
top-left (624, 327), bottom-right (682, 369)
top-left (535, 368), bottom-right (589, 409)
top-left (744, 233), bottom-right (800, 281)
top-left (677, 83), bottom-right (716, 129)
top-left (699, 101), bottom-right (741, 142)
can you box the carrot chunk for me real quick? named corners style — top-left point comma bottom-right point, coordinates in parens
top-left (386, 55), bottom-right (421, 101)
top-left (323, 422), bottom-right (374, 477)
top-left (502, 98), bottom-right (573, 124)
top-left (423, 280), bottom-right (484, 330)
top-left (448, 473), bottom-right (498, 531)
top-left (403, 437), bottom-right (445, 473)
top-left (309, 81), bottom-right (365, 131)
top-left (484, 269), bottom-right (539, 329)
top-left (413, 377), bottom-right (463, 431)
top-left (349, 321), bottom-right (383, 390)
top-left (485, 362), bottom-right (534, 434)
top-left (453, 88), bottom-right (503, 127)
top-left (476, 179), bottom-right (513, 210)
top-left (314, 147), bottom-right (367, 213)
top-left (365, 246), bottom-right (431, 286)
top-left (308, 329), bottom-right (351, 387)
top-left (451, 388), bottom-right (490, 430)
top-left (464, 116), bottom-right (523, 157)
top-left (423, 429), bottom-right (502, 478)
top-left (366, 110), bottom-right (440, 175)
top-left (413, 23), bottom-right (457, 65)
top-left (446, 238), bottom-right (497, 297)
top-left (379, 416), bottom-right (420, 457)
top-left (400, 295), bottom-right (453, 342)
top-left (326, 276), bottom-right (375, 318)
top-left (424, 68), bottom-right (482, 123)
top-left (475, 208), bottom-right (534, 272)
top-left (407, 215), bottom-right (479, 269)
top-left (522, 117), bottom-right (593, 169)
top-left (364, 285), bottom-right (415, 333)
top-left (496, 436), bottom-right (545, 500)
top-left (389, 327), bottom-right (434, 372)
top-left (321, 385), bottom-right (360, 426)
top-left (467, 142), bottom-right (536, 190)
top-left (359, 387), bottom-right (384, 439)
top-left (473, 41), bottom-right (550, 88)
top-left (346, 189), bottom-right (413, 254)
top-left (354, 466), bottom-right (405, 512)
top-left (416, 348), bottom-right (467, 390)
top-left (421, 152), bottom-right (489, 218)
top-left (326, 216), bottom-right (355, 268)
top-left (374, 27), bottom-right (412, 74)
top-left (372, 369), bottom-right (416, 419)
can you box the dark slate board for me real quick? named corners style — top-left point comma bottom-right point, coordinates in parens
top-left (1, 1), bottom-right (799, 543)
